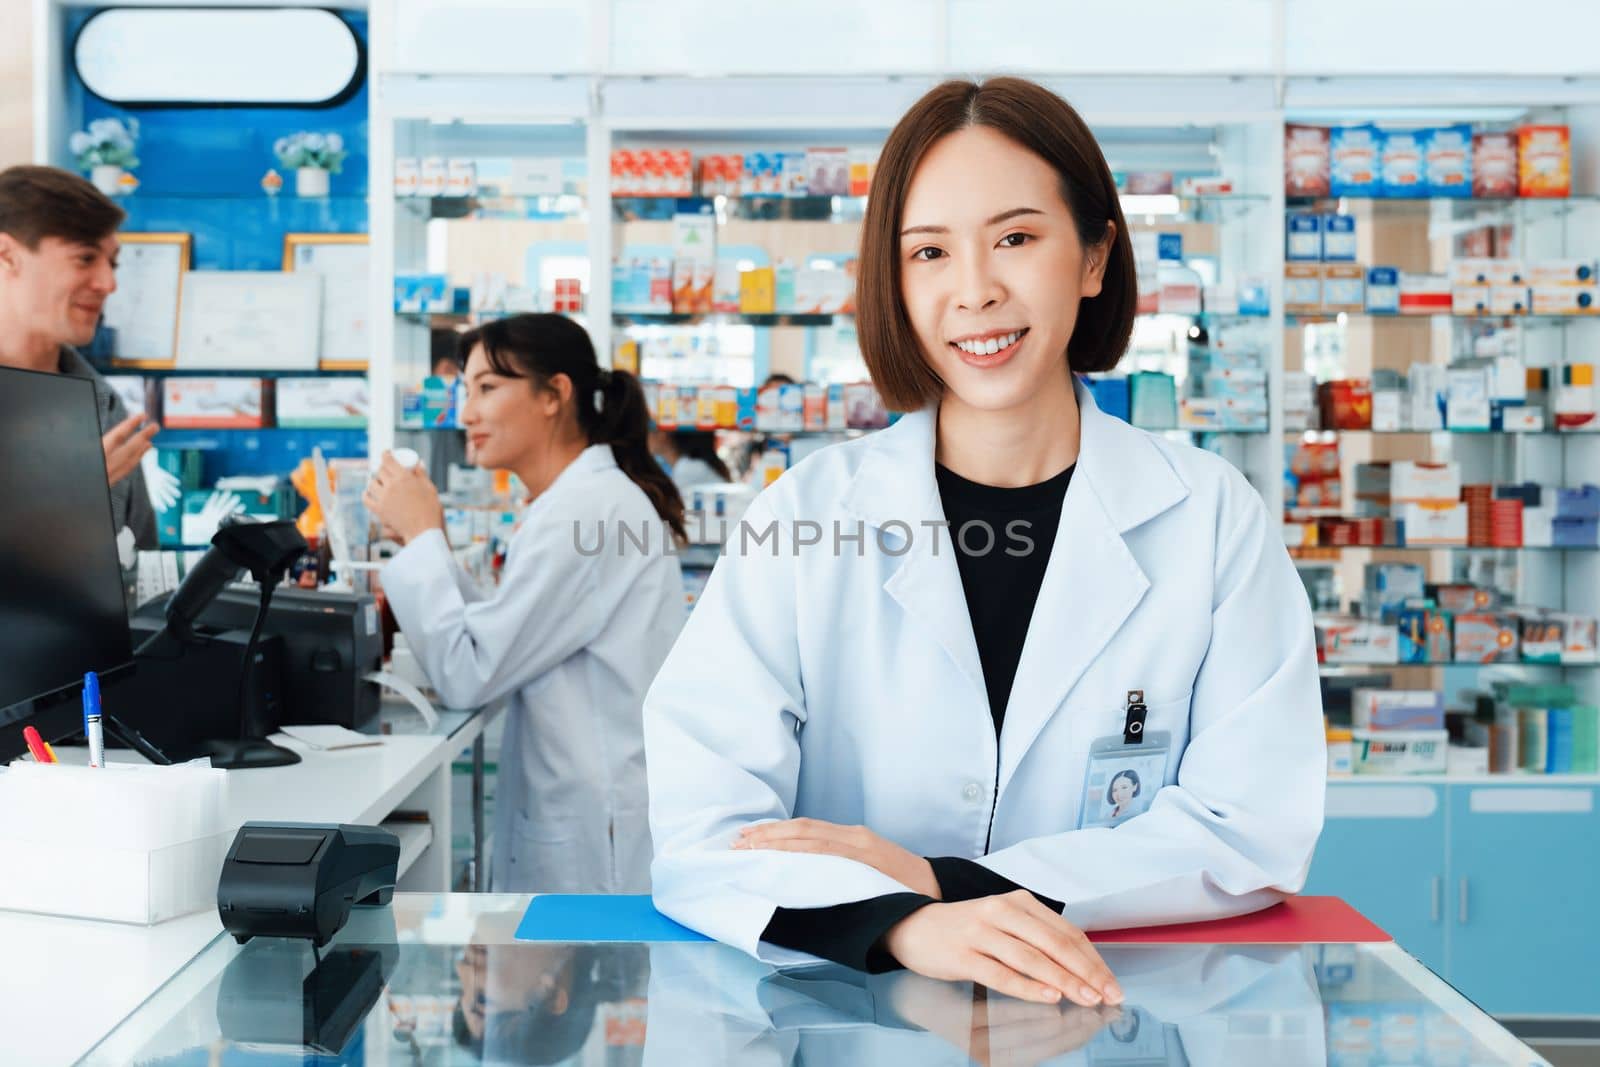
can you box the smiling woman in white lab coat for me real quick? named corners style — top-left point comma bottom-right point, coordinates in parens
top-left (366, 313), bottom-right (685, 894)
top-left (644, 78), bottom-right (1325, 1008)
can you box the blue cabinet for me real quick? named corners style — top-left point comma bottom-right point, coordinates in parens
top-left (1307, 784), bottom-right (1447, 975)
top-left (1446, 784), bottom-right (1600, 1017)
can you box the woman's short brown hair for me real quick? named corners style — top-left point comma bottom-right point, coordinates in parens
top-left (857, 78), bottom-right (1136, 412)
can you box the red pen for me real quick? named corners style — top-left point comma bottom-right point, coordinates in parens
top-left (21, 726), bottom-right (52, 764)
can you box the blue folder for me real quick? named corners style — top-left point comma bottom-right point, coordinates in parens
top-left (514, 894), bottom-right (712, 943)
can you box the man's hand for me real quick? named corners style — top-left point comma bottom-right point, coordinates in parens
top-left (734, 818), bottom-right (941, 899)
top-left (103, 414), bottom-right (159, 487)
top-left (883, 891), bottom-right (1122, 1008)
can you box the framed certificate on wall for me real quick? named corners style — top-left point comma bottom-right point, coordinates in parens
top-left (284, 233), bottom-right (370, 369)
top-left (175, 271), bottom-right (321, 370)
top-left (104, 232), bottom-right (191, 367)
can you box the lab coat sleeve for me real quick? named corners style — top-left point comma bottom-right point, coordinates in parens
top-left (645, 495), bottom-right (917, 960)
top-left (978, 483), bottom-right (1326, 930)
top-left (380, 524), bottom-right (605, 710)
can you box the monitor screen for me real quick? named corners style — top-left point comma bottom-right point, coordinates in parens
top-left (0, 366), bottom-right (133, 739)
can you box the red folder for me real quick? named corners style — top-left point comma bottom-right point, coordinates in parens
top-left (1088, 897), bottom-right (1390, 945)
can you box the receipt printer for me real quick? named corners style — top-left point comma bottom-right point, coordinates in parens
top-left (218, 823), bottom-right (400, 947)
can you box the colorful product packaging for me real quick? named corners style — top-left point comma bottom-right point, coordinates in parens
top-left (1316, 617), bottom-right (1399, 664)
top-left (1323, 265), bottom-right (1365, 310)
top-left (1365, 267), bottom-right (1400, 313)
top-left (1286, 214), bottom-right (1322, 261)
top-left (1351, 689), bottom-right (1446, 732)
top-left (1285, 264), bottom-right (1322, 311)
top-left (1473, 132), bottom-right (1518, 198)
top-left (1330, 125), bottom-right (1383, 197)
top-left (1380, 129), bottom-right (1426, 198)
top-left (1455, 612), bottom-right (1521, 663)
top-left (1518, 125), bottom-right (1571, 198)
top-left (1322, 215), bottom-right (1357, 261)
top-left (162, 378), bottom-right (271, 429)
top-left (1285, 125), bottom-right (1331, 197)
top-left (1422, 124), bottom-right (1472, 197)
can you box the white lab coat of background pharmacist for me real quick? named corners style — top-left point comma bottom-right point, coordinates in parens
top-left (645, 380), bottom-right (1326, 959)
top-left (383, 446), bottom-right (684, 893)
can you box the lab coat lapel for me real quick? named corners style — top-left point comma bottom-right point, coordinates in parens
top-left (997, 381), bottom-right (1190, 792)
top-left (841, 410), bottom-right (989, 707)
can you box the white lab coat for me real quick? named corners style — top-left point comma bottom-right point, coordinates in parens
top-left (645, 379), bottom-right (1325, 960)
top-left (383, 445), bottom-right (684, 894)
top-left (671, 456), bottom-right (725, 496)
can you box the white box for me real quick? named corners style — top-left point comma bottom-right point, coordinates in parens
top-left (1504, 407), bottom-right (1545, 432)
top-left (1487, 287), bottom-right (1528, 316)
top-left (276, 377), bottom-right (370, 428)
top-left (1391, 460), bottom-right (1461, 503)
top-left (0, 762), bottom-right (230, 924)
top-left (1526, 259), bottom-right (1598, 286)
top-left (1450, 258), bottom-right (1524, 286)
top-left (1353, 730), bottom-right (1450, 775)
top-left (1446, 368), bottom-right (1491, 430)
top-left (1400, 501), bottom-right (1468, 545)
top-left (1524, 505), bottom-right (1556, 547)
top-left (1372, 391), bottom-right (1402, 432)
top-left (1531, 285), bottom-right (1599, 315)
top-left (1446, 745), bottom-right (1490, 777)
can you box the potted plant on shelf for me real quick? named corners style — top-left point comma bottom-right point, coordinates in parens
top-left (273, 132), bottom-right (347, 198)
top-left (70, 117), bottom-right (140, 197)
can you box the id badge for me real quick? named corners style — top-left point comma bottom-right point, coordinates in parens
top-left (1079, 731), bottom-right (1172, 830)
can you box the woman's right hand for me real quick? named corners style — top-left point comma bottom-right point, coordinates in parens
top-left (882, 890), bottom-right (1122, 1008)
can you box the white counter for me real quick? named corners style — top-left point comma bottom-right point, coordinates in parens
top-left (0, 703), bottom-right (498, 1067)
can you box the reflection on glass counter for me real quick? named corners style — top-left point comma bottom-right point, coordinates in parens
top-left (85, 895), bottom-right (1545, 1067)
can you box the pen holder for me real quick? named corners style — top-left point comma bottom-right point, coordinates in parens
top-left (0, 761), bottom-right (231, 924)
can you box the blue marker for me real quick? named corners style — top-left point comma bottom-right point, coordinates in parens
top-left (83, 671), bottom-right (104, 769)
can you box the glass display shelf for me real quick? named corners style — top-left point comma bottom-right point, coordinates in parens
top-left (107, 365), bottom-right (366, 379)
top-left (397, 193), bottom-right (585, 222)
top-left (615, 310), bottom-right (1272, 327)
top-left (612, 192), bottom-right (1273, 226)
top-left (1288, 428), bottom-right (1599, 437)
top-left (1319, 660), bottom-right (1595, 671)
top-left (1287, 312), bottom-right (1598, 326)
top-left (615, 311), bottom-right (838, 327)
top-left (1290, 544), bottom-right (1595, 553)
top-left (1288, 192), bottom-right (1600, 218)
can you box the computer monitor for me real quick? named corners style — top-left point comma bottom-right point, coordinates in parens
top-left (0, 365), bottom-right (135, 760)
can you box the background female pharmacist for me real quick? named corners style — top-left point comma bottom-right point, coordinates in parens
top-left (367, 313), bottom-right (686, 894)
top-left (644, 78), bottom-right (1325, 1007)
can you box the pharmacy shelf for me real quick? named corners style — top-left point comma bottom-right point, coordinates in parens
top-left (398, 194), bottom-right (585, 221)
top-left (611, 192), bottom-right (1274, 225)
top-left (1288, 428), bottom-right (1599, 437)
top-left (1292, 545), bottom-right (1595, 553)
top-left (1328, 774), bottom-right (1600, 785)
top-left (1319, 661), bottom-right (1595, 671)
top-left (618, 310), bottom-right (1273, 327)
top-left (616, 311), bottom-right (838, 327)
top-left (109, 366), bottom-right (367, 379)
top-left (1286, 312), bottom-right (1596, 325)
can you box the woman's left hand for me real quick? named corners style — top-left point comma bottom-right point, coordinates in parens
top-left (363, 453), bottom-right (443, 546)
top-left (734, 818), bottom-right (942, 899)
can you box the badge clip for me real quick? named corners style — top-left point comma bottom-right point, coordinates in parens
top-left (1122, 689), bottom-right (1147, 745)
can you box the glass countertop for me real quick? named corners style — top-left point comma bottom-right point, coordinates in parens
top-left (84, 894), bottom-right (1546, 1066)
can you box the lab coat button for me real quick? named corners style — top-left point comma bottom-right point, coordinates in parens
top-left (963, 782), bottom-right (983, 802)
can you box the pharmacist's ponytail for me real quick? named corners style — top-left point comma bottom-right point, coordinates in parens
top-left (461, 313), bottom-right (686, 543)
top-left (589, 367), bottom-right (687, 544)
